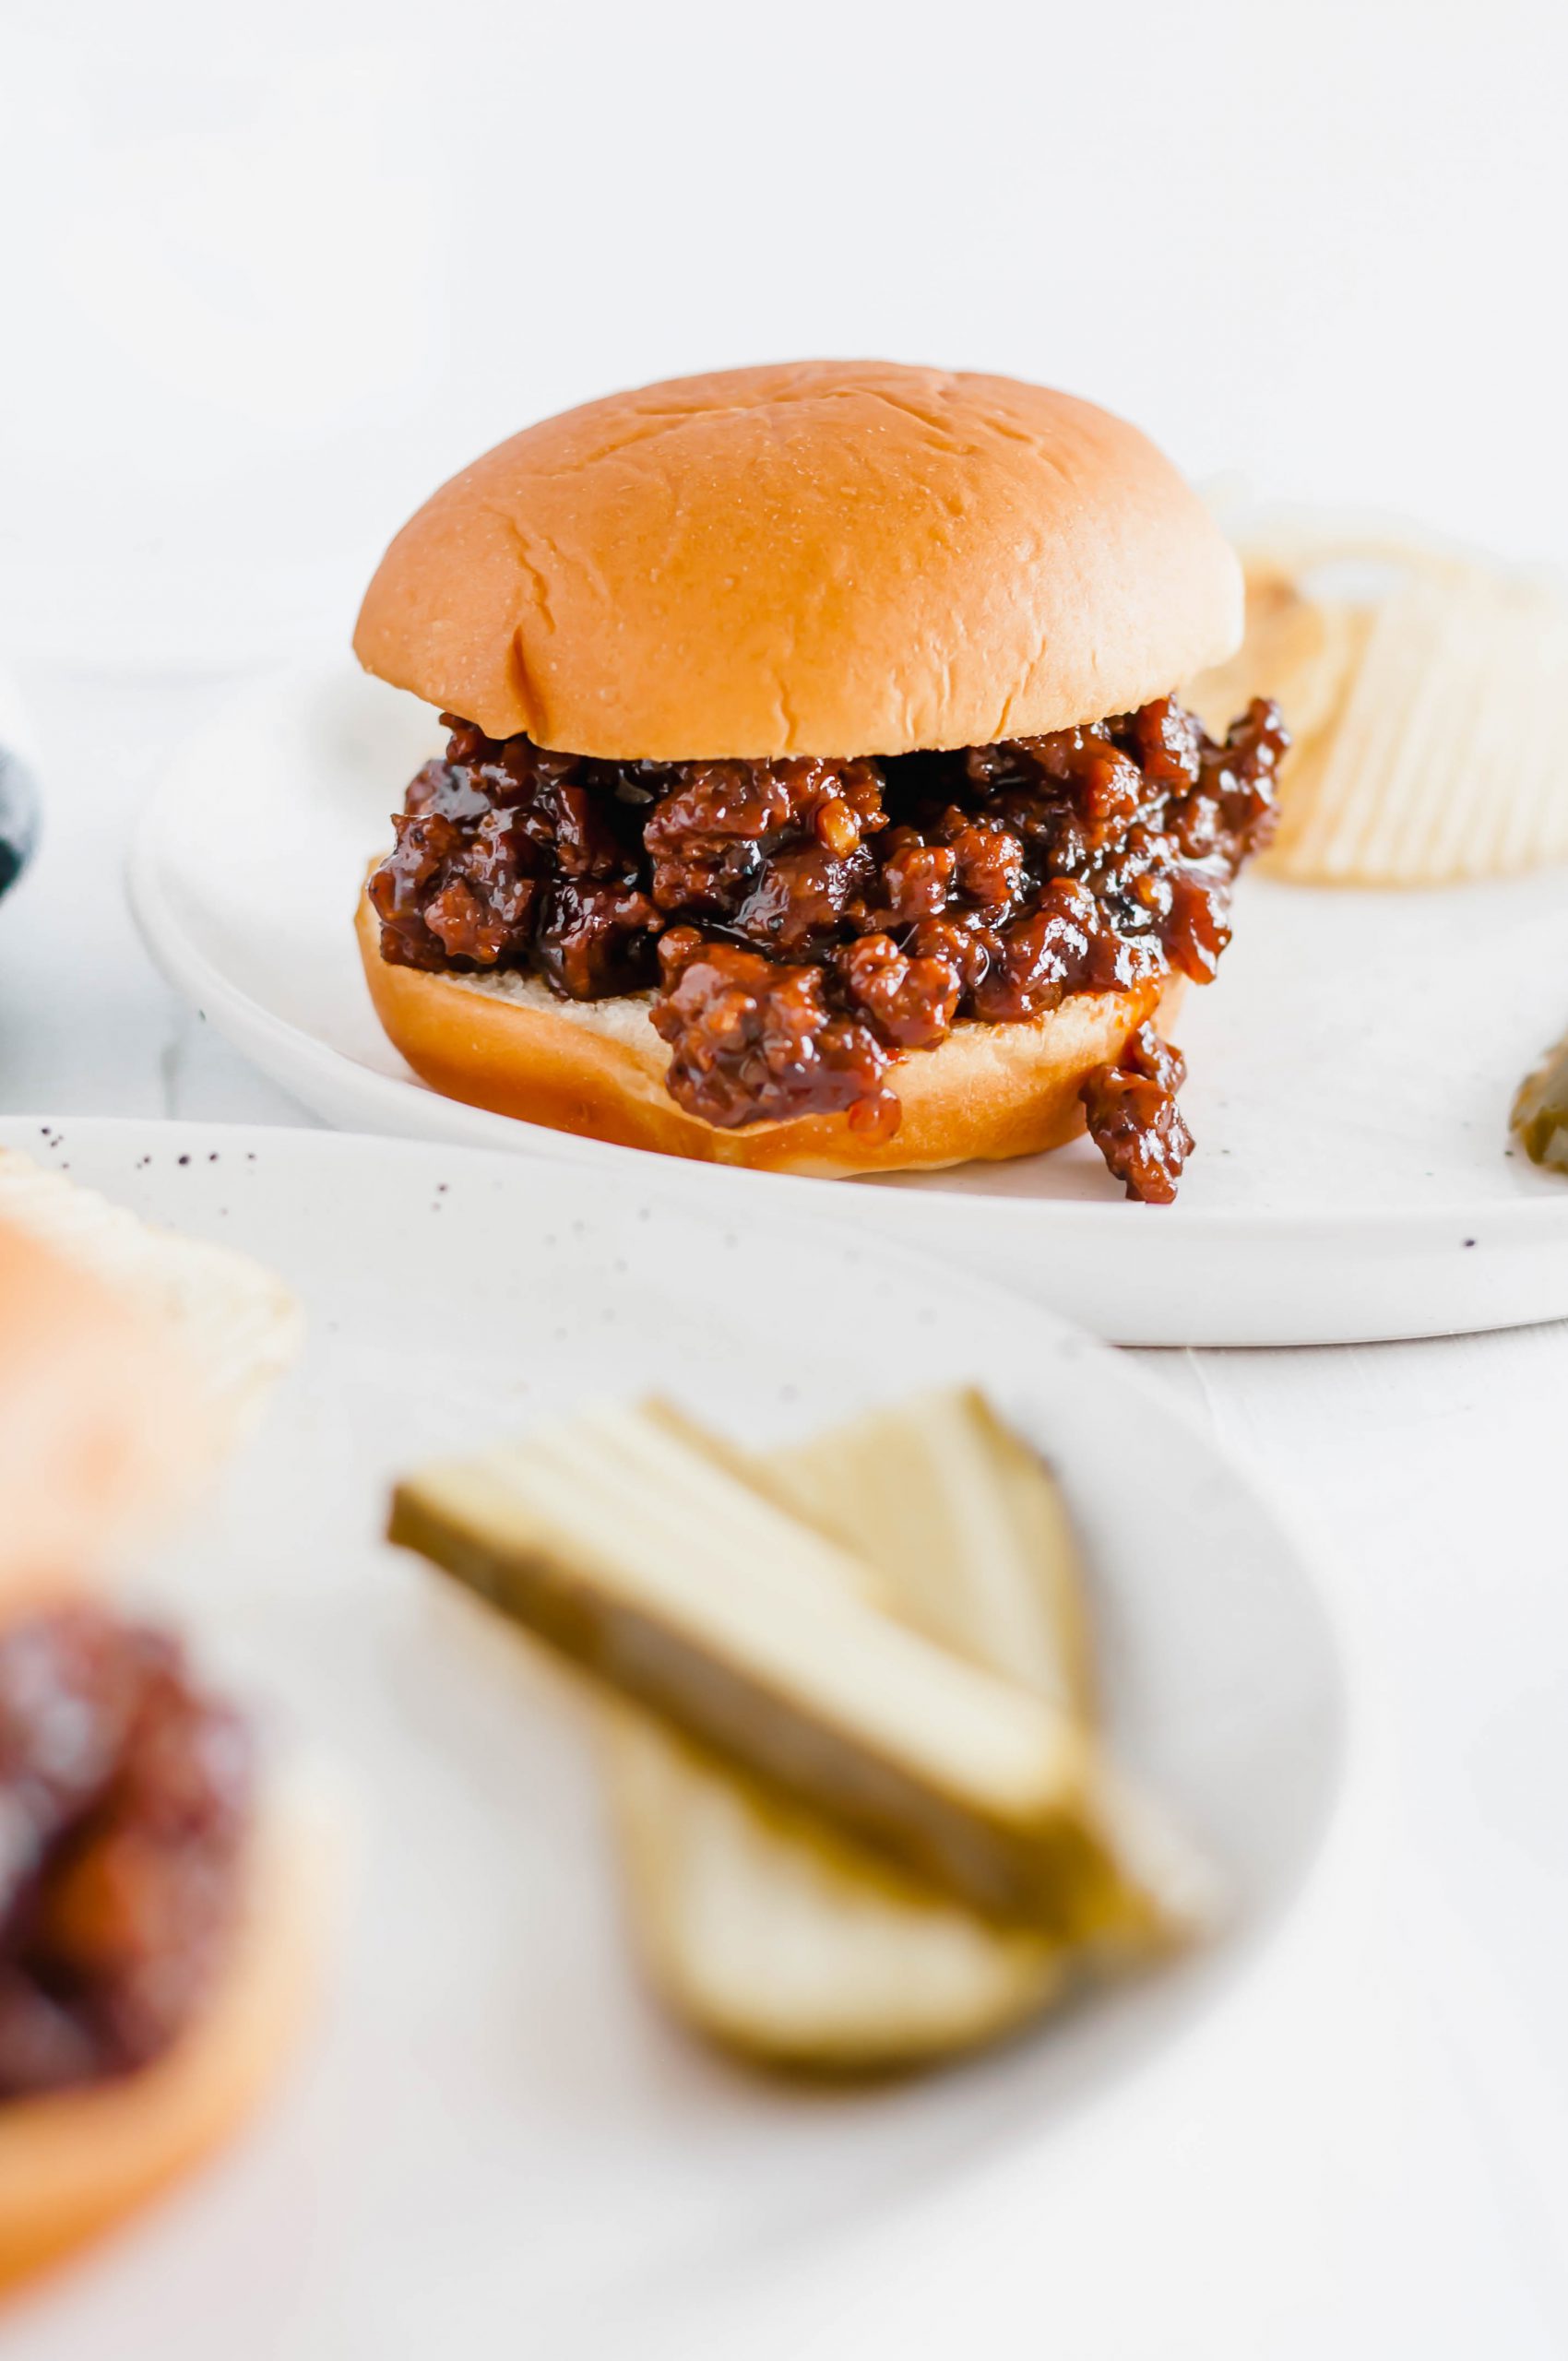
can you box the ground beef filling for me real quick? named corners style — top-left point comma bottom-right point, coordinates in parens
top-left (372, 694), bottom-right (1288, 1196)
top-left (1080, 1023), bottom-right (1194, 1205)
top-left (0, 1608), bottom-right (254, 2098)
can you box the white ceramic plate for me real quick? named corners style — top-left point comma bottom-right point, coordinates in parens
top-left (128, 662), bottom-right (1568, 1344)
top-left (0, 1117), bottom-right (1342, 2361)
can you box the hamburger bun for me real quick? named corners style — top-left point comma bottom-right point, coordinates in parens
top-left (355, 878), bottom-right (1183, 1176)
top-left (0, 1194), bottom-right (326, 2296)
top-left (0, 1785), bottom-right (331, 2296)
top-left (353, 361), bottom-right (1241, 762)
top-left (0, 1152), bottom-right (303, 1461)
top-left (0, 1218), bottom-right (209, 1612)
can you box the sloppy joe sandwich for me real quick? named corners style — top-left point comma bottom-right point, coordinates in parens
top-left (354, 362), bottom-right (1288, 1200)
top-left (0, 1210), bottom-right (324, 2293)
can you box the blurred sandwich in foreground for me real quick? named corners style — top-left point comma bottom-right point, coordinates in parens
top-left (0, 1164), bottom-right (327, 2294)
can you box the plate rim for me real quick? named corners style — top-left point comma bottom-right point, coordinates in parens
top-left (0, 1103), bottom-right (1349, 1466)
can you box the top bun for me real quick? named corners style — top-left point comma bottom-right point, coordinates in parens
top-left (0, 1218), bottom-right (207, 1608)
top-left (354, 362), bottom-right (1242, 761)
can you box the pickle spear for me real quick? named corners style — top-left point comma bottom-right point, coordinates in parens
top-left (388, 1400), bottom-right (1106, 1929)
top-left (765, 1389), bottom-right (1095, 1720)
top-left (605, 1707), bottom-right (1070, 2069)
top-left (1513, 1033), bottom-right (1568, 1172)
top-left (602, 1390), bottom-right (1211, 2070)
top-left (635, 1388), bottom-right (1092, 1714)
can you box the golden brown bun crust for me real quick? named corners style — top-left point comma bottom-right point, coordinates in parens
top-left (0, 1223), bottom-right (208, 1612)
top-left (353, 361), bottom-right (1241, 761)
top-left (0, 1793), bottom-right (327, 2296)
top-left (356, 883), bottom-right (1183, 1177)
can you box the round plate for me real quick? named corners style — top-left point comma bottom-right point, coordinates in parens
top-left (128, 662), bottom-right (1568, 1345)
top-left (0, 1117), bottom-right (1341, 2361)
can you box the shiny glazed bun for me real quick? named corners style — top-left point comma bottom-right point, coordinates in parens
top-left (353, 361), bottom-right (1241, 762)
top-left (355, 884), bottom-right (1183, 1176)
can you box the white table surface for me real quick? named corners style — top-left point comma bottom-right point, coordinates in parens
top-left (5, 0), bottom-right (1568, 2346)
top-left (4, 663), bottom-right (1567, 2357)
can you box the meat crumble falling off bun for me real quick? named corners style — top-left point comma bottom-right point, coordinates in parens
top-left (354, 362), bottom-right (1287, 1199)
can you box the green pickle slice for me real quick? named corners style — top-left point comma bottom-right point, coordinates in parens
top-left (1513, 1035), bottom-right (1568, 1171)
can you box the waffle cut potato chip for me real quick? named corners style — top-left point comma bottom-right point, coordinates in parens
top-left (1186, 528), bottom-right (1568, 885)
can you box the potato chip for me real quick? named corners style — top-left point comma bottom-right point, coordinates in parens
top-left (1187, 522), bottom-right (1568, 886)
top-left (1184, 565), bottom-right (1351, 756)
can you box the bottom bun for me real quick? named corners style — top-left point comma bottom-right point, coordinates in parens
top-left (0, 1785), bottom-right (331, 2296)
top-left (356, 883), bottom-right (1184, 1177)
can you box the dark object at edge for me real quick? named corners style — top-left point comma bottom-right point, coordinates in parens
top-left (0, 744), bottom-right (39, 902)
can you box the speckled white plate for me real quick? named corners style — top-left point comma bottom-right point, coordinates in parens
top-left (128, 661), bottom-right (1568, 1344)
top-left (0, 1117), bottom-right (1342, 2361)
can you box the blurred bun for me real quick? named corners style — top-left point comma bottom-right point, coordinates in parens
top-left (0, 1786), bottom-right (331, 2294)
top-left (356, 883), bottom-right (1182, 1176)
top-left (354, 361), bottom-right (1241, 761)
top-left (0, 1220), bottom-right (208, 1611)
top-left (0, 1206), bottom-right (323, 2296)
top-left (0, 1151), bottom-right (303, 1460)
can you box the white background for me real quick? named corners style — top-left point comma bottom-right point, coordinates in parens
top-left (3, 2), bottom-right (1568, 2354)
top-left (5, 0), bottom-right (1568, 667)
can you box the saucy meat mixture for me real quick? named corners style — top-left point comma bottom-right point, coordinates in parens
top-left (371, 694), bottom-right (1288, 1202)
top-left (0, 1608), bottom-right (253, 2097)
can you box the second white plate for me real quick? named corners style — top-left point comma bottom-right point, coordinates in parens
top-left (0, 1117), bottom-right (1341, 2361)
top-left (129, 661), bottom-right (1568, 1345)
